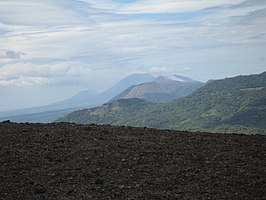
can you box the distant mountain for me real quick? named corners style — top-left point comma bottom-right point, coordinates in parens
top-left (0, 73), bottom-right (155, 123)
top-left (112, 75), bottom-right (203, 103)
top-left (96, 73), bottom-right (155, 103)
top-left (50, 90), bottom-right (99, 108)
top-left (49, 73), bottom-right (155, 108)
top-left (112, 82), bottom-right (171, 103)
top-left (58, 72), bottom-right (266, 134)
top-left (46, 73), bottom-right (155, 109)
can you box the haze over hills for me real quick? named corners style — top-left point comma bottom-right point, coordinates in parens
top-left (58, 72), bottom-right (266, 135)
top-left (49, 90), bottom-right (99, 108)
top-left (0, 73), bottom-right (155, 122)
top-left (44, 73), bottom-right (155, 111)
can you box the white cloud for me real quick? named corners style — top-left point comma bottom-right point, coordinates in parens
top-left (0, 61), bottom-right (94, 86)
top-left (0, 76), bottom-right (46, 87)
top-left (149, 66), bottom-right (179, 75)
top-left (0, 0), bottom-right (265, 89)
top-left (0, 0), bottom-right (96, 26)
top-left (0, 50), bottom-right (26, 60)
top-left (83, 0), bottom-right (245, 14)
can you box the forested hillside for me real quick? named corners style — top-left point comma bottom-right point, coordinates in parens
top-left (57, 72), bottom-right (266, 134)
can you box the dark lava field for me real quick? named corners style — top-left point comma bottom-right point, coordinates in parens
top-left (0, 121), bottom-right (265, 200)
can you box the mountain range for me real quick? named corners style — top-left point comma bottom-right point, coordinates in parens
top-left (0, 73), bottom-right (155, 122)
top-left (1, 73), bottom-right (200, 122)
top-left (57, 72), bottom-right (266, 134)
top-left (112, 75), bottom-right (203, 103)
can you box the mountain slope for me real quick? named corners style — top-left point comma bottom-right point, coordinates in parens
top-left (96, 73), bottom-right (155, 103)
top-left (133, 72), bottom-right (266, 134)
top-left (112, 75), bottom-right (203, 103)
top-left (57, 72), bottom-right (266, 134)
top-left (58, 98), bottom-right (154, 125)
top-left (111, 82), bottom-right (173, 103)
top-left (160, 73), bottom-right (266, 133)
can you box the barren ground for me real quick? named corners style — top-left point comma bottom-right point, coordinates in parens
top-left (0, 122), bottom-right (265, 199)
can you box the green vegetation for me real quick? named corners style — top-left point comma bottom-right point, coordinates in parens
top-left (57, 72), bottom-right (266, 135)
top-left (57, 98), bottom-right (155, 125)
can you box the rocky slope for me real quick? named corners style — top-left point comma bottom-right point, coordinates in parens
top-left (0, 121), bottom-right (265, 199)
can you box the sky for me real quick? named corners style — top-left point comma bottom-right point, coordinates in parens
top-left (0, 0), bottom-right (266, 111)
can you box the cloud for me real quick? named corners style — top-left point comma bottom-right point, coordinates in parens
top-left (149, 66), bottom-right (179, 75)
top-left (0, 0), bottom-right (265, 90)
top-left (5, 50), bottom-right (22, 59)
top-left (0, 76), bottom-right (46, 87)
top-left (231, 8), bottom-right (266, 26)
top-left (234, 0), bottom-right (266, 8)
top-left (0, 50), bottom-right (26, 59)
top-left (0, 0), bottom-right (97, 26)
top-left (0, 61), bottom-right (94, 86)
top-left (83, 0), bottom-right (245, 14)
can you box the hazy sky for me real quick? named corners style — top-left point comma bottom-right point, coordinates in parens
top-left (0, 0), bottom-right (266, 110)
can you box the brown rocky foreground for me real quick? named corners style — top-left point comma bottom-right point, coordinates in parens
top-left (0, 122), bottom-right (265, 200)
